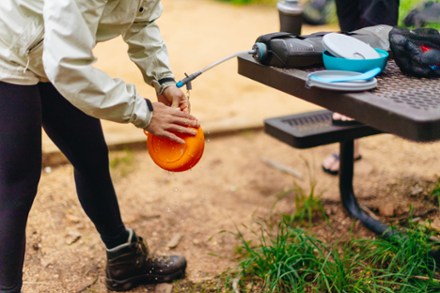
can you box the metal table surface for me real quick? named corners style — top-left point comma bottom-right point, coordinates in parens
top-left (237, 54), bottom-right (440, 142)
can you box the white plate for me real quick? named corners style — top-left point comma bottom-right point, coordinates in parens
top-left (322, 33), bottom-right (380, 60)
top-left (306, 70), bottom-right (377, 91)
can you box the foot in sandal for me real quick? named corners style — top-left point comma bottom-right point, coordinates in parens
top-left (322, 113), bottom-right (362, 175)
top-left (321, 152), bottom-right (362, 175)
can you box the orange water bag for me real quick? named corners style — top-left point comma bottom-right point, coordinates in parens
top-left (145, 127), bottom-right (205, 172)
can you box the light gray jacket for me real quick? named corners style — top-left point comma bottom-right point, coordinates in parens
top-left (0, 0), bottom-right (176, 128)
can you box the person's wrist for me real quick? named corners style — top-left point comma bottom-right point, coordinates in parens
top-left (144, 99), bottom-right (154, 129)
top-left (157, 78), bottom-right (176, 96)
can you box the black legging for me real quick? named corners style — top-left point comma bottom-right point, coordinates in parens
top-left (0, 82), bottom-right (127, 292)
top-left (335, 0), bottom-right (400, 31)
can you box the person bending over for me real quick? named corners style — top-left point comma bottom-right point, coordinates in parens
top-left (0, 0), bottom-right (197, 292)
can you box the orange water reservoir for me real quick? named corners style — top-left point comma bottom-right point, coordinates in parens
top-left (145, 127), bottom-right (205, 172)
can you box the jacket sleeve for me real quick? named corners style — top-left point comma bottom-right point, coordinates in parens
top-left (42, 0), bottom-right (152, 128)
top-left (122, 0), bottom-right (176, 95)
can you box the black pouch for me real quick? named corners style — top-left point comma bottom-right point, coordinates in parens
top-left (252, 25), bottom-right (393, 68)
top-left (252, 31), bottom-right (327, 68)
top-left (389, 27), bottom-right (440, 78)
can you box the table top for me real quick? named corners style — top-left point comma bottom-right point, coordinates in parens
top-left (237, 54), bottom-right (440, 142)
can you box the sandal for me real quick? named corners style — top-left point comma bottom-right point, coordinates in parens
top-left (331, 117), bottom-right (362, 126)
top-left (321, 153), bottom-right (362, 176)
top-left (331, 112), bottom-right (362, 126)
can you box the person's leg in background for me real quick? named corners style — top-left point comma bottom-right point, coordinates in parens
top-left (321, 0), bottom-right (399, 175)
top-left (321, 130), bottom-right (362, 175)
top-left (334, 0), bottom-right (362, 31)
top-left (0, 82), bottom-right (43, 293)
top-left (335, 0), bottom-right (399, 30)
top-left (361, 0), bottom-right (399, 28)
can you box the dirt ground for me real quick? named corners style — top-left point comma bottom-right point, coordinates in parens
top-left (22, 0), bottom-right (440, 292)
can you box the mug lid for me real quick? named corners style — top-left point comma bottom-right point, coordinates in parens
top-left (323, 33), bottom-right (380, 60)
top-left (306, 70), bottom-right (377, 91)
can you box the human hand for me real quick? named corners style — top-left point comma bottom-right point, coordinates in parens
top-left (144, 102), bottom-right (199, 144)
top-left (157, 85), bottom-right (191, 113)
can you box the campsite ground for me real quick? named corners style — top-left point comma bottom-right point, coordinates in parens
top-left (24, 0), bottom-right (440, 292)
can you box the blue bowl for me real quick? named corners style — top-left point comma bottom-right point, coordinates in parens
top-left (322, 48), bottom-right (389, 73)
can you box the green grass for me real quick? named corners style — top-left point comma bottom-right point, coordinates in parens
top-left (236, 223), bottom-right (338, 292)
top-left (109, 149), bottom-right (135, 178)
top-left (274, 181), bottom-right (327, 226)
top-left (234, 218), bottom-right (440, 292)
top-left (224, 176), bottom-right (440, 292)
top-left (399, 0), bottom-right (421, 22)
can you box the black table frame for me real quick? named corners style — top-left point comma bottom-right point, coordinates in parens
top-left (237, 53), bottom-right (440, 237)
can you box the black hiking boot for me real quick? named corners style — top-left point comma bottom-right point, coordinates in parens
top-left (105, 230), bottom-right (187, 291)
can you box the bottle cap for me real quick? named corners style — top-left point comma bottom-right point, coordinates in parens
top-left (277, 0), bottom-right (302, 15)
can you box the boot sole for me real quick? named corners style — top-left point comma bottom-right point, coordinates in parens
top-left (105, 269), bottom-right (186, 292)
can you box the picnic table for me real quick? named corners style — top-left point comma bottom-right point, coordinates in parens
top-left (237, 53), bottom-right (440, 237)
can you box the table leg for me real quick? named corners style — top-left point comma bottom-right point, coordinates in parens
top-left (338, 141), bottom-right (440, 268)
top-left (339, 140), bottom-right (396, 238)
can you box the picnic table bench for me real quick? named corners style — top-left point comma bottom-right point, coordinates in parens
top-left (237, 53), bottom-right (440, 237)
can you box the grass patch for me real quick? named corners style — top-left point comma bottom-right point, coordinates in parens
top-left (237, 223), bottom-right (343, 292)
top-left (234, 217), bottom-right (440, 292)
top-left (109, 149), bottom-right (135, 178)
top-left (226, 176), bottom-right (440, 292)
top-left (399, 0), bottom-right (421, 24)
top-left (281, 181), bottom-right (327, 226)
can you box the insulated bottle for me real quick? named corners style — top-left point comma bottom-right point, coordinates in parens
top-left (277, 0), bottom-right (303, 35)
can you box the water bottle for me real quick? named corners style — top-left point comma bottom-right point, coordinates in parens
top-left (277, 0), bottom-right (303, 35)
